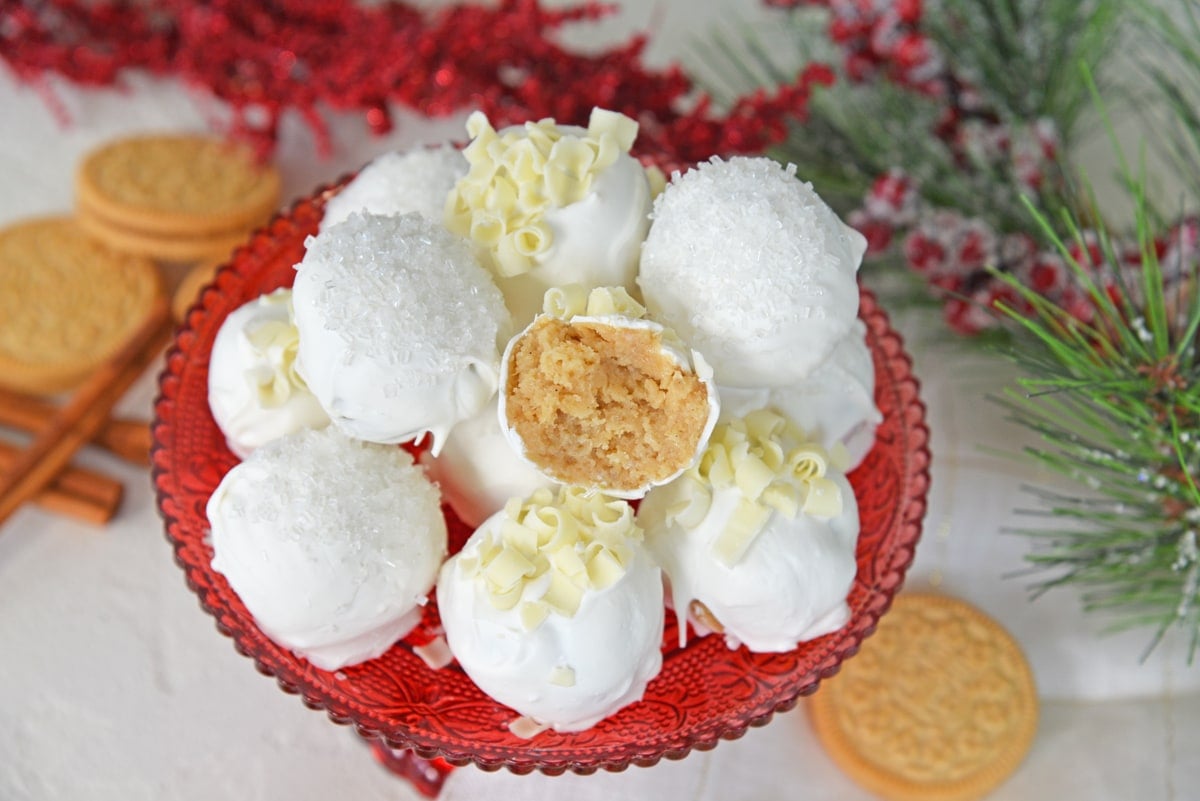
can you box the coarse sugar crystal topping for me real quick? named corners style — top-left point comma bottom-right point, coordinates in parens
top-left (298, 212), bottom-right (508, 374)
top-left (321, 145), bottom-right (467, 231)
top-left (225, 427), bottom-right (444, 569)
top-left (639, 156), bottom-right (859, 340)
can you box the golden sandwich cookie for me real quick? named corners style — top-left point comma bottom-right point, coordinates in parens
top-left (807, 593), bottom-right (1038, 801)
top-left (75, 204), bottom-right (247, 263)
top-left (75, 134), bottom-right (280, 238)
top-left (0, 217), bottom-right (163, 395)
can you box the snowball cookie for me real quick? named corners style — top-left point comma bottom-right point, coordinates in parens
top-left (437, 486), bottom-right (663, 732)
top-left (207, 288), bottom-right (329, 458)
top-left (207, 426), bottom-right (448, 671)
top-left (292, 212), bottom-right (510, 454)
top-left (717, 320), bottom-right (881, 470)
top-left (421, 397), bottom-right (555, 529)
top-left (498, 286), bottom-right (719, 499)
top-left (320, 145), bottom-right (466, 232)
top-left (445, 108), bottom-right (652, 327)
top-left (638, 156), bottom-right (867, 388)
top-left (639, 409), bottom-right (860, 652)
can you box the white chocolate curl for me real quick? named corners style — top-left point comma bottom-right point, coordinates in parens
top-left (243, 317), bottom-right (302, 408)
top-left (542, 284), bottom-right (646, 320)
top-left (458, 487), bottom-right (641, 629)
top-left (447, 109), bottom-right (638, 277)
top-left (446, 108), bottom-right (652, 327)
top-left (672, 409), bottom-right (843, 567)
top-left (207, 289), bottom-right (329, 457)
top-left (437, 486), bottom-right (663, 732)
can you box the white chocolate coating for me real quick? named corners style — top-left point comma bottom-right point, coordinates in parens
top-left (437, 491), bottom-right (663, 732)
top-left (446, 111), bottom-right (652, 328)
top-left (638, 156), bottom-right (867, 388)
top-left (207, 427), bottom-right (448, 671)
top-left (641, 474), bottom-right (858, 653)
top-left (292, 212), bottom-right (509, 453)
top-left (639, 413), bottom-right (860, 652)
top-left (421, 398), bottom-right (555, 529)
top-left (495, 150), bottom-right (652, 326)
top-left (320, 145), bottom-right (467, 232)
top-left (718, 321), bottom-right (880, 470)
top-left (207, 288), bottom-right (329, 458)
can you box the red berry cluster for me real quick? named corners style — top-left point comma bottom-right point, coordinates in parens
top-left (844, 117), bottom-right (1068, 332)
top-left (888, 187), bottom-right (1199, 336)
top-left (761, 0), bottom-right (1153, 335)
top-left (0, 0), bottom-right (831, 168)
top-left (766, 0), bottom-right (937, 91)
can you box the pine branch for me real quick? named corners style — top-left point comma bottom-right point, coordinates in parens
top-left (993, 167), bottom-right (1200, 660)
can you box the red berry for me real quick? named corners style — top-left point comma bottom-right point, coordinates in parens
top-left (894, 0), bottom-right (923, 24)
top-left (891, 32), bottom-right (929, 69)
top-left (904, 232), bottom-right (946, 274)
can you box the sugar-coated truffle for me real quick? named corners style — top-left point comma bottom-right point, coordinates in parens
top-left (639, 410), bottom-right (860, 652)
top-left (320, 145), bottom-right (466, 232)
top-left (437, 486), bottom-right (663, 732)
top-left (207, 426), bottom-right (448, 670)
top-left (638, 156), bottom-right (867, 388)
top-left (292, 212), bottom-right (510, 453)
top-left (207, 288), bottom-right (329, 458)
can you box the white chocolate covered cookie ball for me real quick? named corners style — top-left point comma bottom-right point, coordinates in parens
top-left (320, 144), bottom-right (466, 232)
top-left (446, 109), bottom-right (652, 327)
top-left (292, 212), bottom-right (510, 453)
top-left (638, 156), bottom-right (866, 388)
top-left (639, 410), bottom-right (859, 652)
top-left (437, 487), bottom-right (662, 732)
top-left (208, 426), bottom-right (447, 670)
top-left (207, 288), bottom-right (329, 457)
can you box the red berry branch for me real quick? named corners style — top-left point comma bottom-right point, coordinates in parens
top-left (752, 0), bottom-right (1200, 335)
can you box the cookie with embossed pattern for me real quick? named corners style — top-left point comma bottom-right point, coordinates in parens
top-left (0, 217), bottom-right (163, 395)
top-left (75, 134), bottom-right (280, 239)
top-left (807, 593), bottom-right (1038, 801)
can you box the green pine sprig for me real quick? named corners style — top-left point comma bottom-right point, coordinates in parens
top-left (990, 83), bottom-right (1200, 658)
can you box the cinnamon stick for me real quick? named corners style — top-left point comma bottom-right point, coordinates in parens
top-left (0, 386), bottom-right (152, 466)
top-left (0, 297), bottom-right (172, 527)
top-left (0, 441), bottom-right (122, 524)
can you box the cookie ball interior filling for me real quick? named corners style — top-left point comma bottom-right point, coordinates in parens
top-left (505, 317), bottom-right (711, 490)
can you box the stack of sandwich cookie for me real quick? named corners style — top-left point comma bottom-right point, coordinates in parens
top-left (75, 135), bottom-right (280, 263)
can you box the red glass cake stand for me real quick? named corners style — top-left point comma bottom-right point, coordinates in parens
top-left (152, 184), bottom-right (931, 796)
